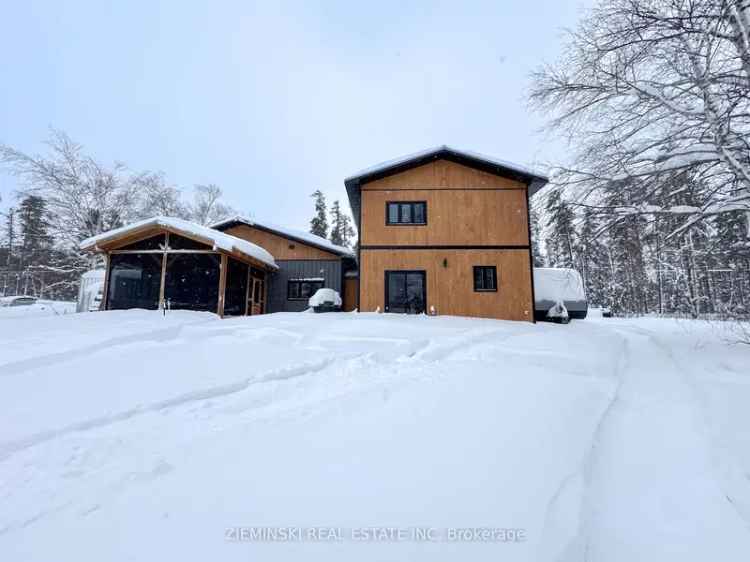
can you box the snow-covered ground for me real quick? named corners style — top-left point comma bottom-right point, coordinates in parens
top-left (0, 310), bottom-right (748, 561)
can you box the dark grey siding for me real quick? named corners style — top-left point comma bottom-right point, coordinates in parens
top-left (266, 260), bottom-right (342, 312)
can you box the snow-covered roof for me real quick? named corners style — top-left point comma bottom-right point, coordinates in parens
top-left (211, 216), bottom-right (355, 258)
top-left (344, 145), bottom-right (550, 231)
top-left (79, 216), bottom-right (277, 269)
top-left (345, 145), bottom-right (549, 185)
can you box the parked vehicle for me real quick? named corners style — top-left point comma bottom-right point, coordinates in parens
top-left (533, 268), bottom-right (588, 322)
top-left (309, 288), bottom-right (342, 313)
top-left (76, 270), bottom-right (106, 312)
top-left (0, 295), bottom-right (38, 307)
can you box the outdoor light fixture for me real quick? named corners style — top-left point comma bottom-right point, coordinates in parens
top-left (443, 258), bottom-right (448, 268)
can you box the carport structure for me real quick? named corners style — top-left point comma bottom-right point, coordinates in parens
top-left (80, 217), bottom-right (277, 316)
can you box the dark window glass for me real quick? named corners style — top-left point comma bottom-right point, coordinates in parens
top-left (413, 202), bottom-right (426, 224)
top-left (287, 280), bottom-right (324, 300)
top-left (400, 203), bottom-right (412, 223)
top-left (224, 258), bottom-right (248, 316)
top-left (473, 266), bottom-right (498, 292)
top-left (288, 281), bottom-right (300, 299)
top-left (386, 202), bottom-right (427, 225)
top-left (168, 233), bottom-right (211, 250)
top-left (164, 253), bottom-right (220, 311)
top-left (108, 253), bottom-right (163, 310)
top-left (388, 203), bottom-right (399, 224)
top-left (385, 271), bottom-right (425, 314)
top-left (117, 234), bottom-right (165, 251)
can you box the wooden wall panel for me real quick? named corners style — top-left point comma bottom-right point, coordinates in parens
top-left (362, 159), bottom-right (526, 190)
top-left (359, 249), bottom-right (533, 321)
top-left (342, 277), bottom-right (358, 311)
top-left (223, 224), bottom-right (338, 260)
top-left (360, 189), bottom-right (529, 246)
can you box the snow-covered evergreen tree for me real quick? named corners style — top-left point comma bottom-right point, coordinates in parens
top-left (329, 200), bottom-right (355, 248)
top-left (529, 206), bottom-right (545, 267)
top-left (544, 189), bottom-right (576, 268)
top-left (309, 190), bottom-right (328, 239)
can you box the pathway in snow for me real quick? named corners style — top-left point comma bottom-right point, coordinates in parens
top-left (575, 324), bottom-right (750, 561)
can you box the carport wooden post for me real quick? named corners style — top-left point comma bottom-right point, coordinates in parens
top-left (217, 254), bottom-right (228, 317)
top-left (158, 252), bottom-right (168, 310)
top-left (101, 254), bottom-right (111, 310)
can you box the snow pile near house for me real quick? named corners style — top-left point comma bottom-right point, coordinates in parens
top-left (79, 216), bottom-right (277, 268)
top-left (308, 288), bottom-right (342, 307)
top-left (1, 312), bottom-right (749, 561)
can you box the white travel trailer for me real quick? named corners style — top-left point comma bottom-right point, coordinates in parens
top-left (76, 269), bottom-right (106, 313)
top-left (533, 268), bottom-right (588, 322)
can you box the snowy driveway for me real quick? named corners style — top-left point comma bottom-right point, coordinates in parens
top-left (0, 311), bottom-right (748, 561)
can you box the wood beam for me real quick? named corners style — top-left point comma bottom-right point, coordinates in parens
top-left (101, 254), bottom-right (111, 310)
top-left (217, 254), bottom-right (228, 317)
top-left (158, 252), bottom-right (167, 310)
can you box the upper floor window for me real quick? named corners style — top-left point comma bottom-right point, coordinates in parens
top-left (386, 202), bottom-right (427, 225)
top-left (473, 266), bottom-right (497, 292)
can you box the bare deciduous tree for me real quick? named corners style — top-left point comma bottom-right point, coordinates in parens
top-left (189, 184), bottom-right (235, 226)
top-left (530, 0), bottom-right (750, 238)
top-left (0, 129), bottom-right (136, 245)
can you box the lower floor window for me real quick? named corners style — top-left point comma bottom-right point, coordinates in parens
top-left (288, 279), bottom-right (324, 300)
top-left (473, 266), bottom-right (498, 292)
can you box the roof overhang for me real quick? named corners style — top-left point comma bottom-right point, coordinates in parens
top-left (344, 145), bottom-right (549, 231)
top-left (211, 216), bottom-right (355, 258)
top-left (79, 216), bottom-right (278, 271)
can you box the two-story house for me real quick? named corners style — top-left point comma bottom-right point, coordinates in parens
top-left (344, 146), bottom-right (548, 322)
top-left (81, 146), bottom-right (546, 322)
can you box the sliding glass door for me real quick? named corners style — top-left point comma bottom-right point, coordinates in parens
top-left (385, 271), bottom-right (426, 314)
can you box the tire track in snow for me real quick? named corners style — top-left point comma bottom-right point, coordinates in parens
top-left (0, 319), bottom-right (215, 377)
top-left (563, 323), bottom-right (750, 561)
top-left (537, 331), bottom-right (628, 562)
top-left (0, 356), bottom-right (339, 459)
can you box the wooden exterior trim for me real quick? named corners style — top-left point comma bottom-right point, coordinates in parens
top-left (524, 186), bottom-right (537, 324)
top-left (367, 187), bottom-right (526, 192)
top-left (158, 252), bottom-right (167, 310)
top-left (244, 269), bottom-right (252, 316)
top-left (217, 254), bottom-right (228, 317)
top-left (87, 225), bottom-right (275, 273)
top-left (361, 245), bottom-right (530, 250)
top-left (109, 249), bottom-right (219, 254)
top-left (101, 254), bottom-right (111, 311)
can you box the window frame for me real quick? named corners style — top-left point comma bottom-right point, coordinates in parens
top-left (473, 266), bottom-right (498, 292)
top-left (385, 201), bottom-right (427, 226)
top-left (287, 279), bottom-right (325, 301)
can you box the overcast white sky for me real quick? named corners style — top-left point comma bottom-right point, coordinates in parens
top-left (0, 0), bottom-right (591, 230)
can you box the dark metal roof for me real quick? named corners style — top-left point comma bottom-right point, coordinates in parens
top-left (344, 145), bottom-right (549, 231)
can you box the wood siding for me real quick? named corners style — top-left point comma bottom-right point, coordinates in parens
top-left (357, 158), bottom-right (534, 322)
top-left (342, 277), bottom-right (358, 311)
top-left (360, 188), bottom-right (529, 246)
top-left (223, 224), bottom-right (339, 260)
top-left (362, 159), bottom-right (526, 190)
top-left (359, 249), bottom-right (533, 321)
